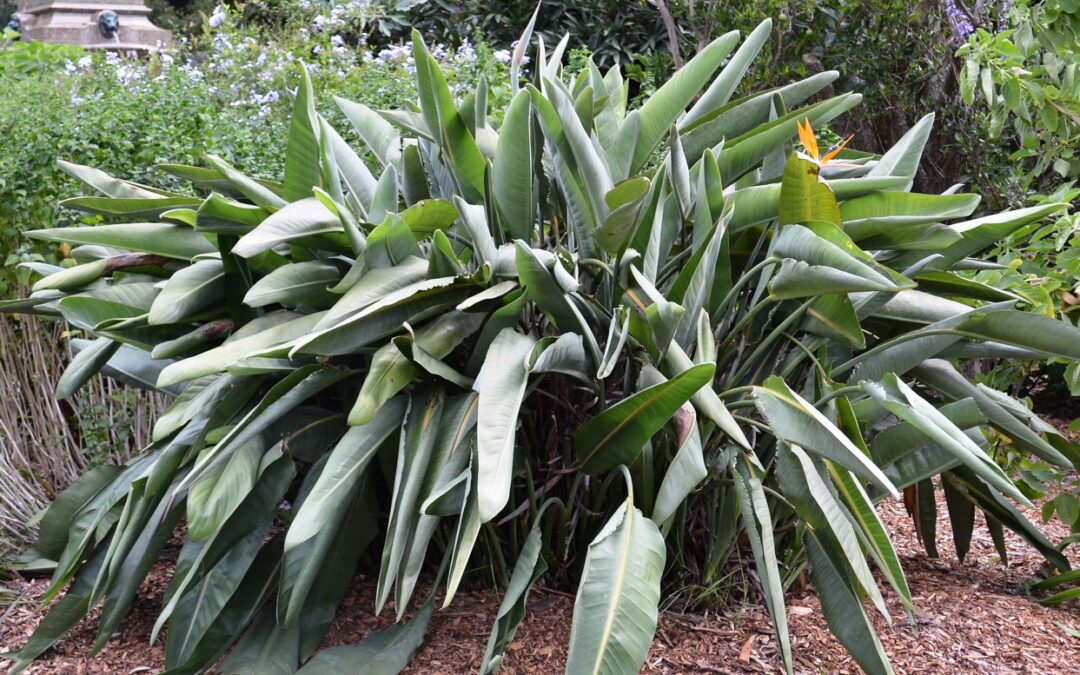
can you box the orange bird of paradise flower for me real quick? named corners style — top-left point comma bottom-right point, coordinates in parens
top-left (797, 118), bottom-right (854, 166)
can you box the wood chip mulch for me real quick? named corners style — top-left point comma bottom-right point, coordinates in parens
top-left (2, 492), bottom-right (1079, 674)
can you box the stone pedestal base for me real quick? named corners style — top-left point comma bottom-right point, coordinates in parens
top-left (11, 0), bottom-right (171, 53)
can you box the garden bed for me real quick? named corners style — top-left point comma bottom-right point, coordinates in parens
top-left (2, 493), bottom-right (1077, 674)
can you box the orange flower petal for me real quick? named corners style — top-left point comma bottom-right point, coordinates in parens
top-left (821, 134), bottom-right (855, 165)
top-left (797, 118), bottom-right (819, 159)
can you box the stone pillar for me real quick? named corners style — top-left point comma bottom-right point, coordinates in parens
top-left (10, 0), bottom-right (172, 53)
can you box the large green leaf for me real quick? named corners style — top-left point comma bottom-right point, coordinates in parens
top-left (186, 438), bottom-right (263, 542)
top-left (293, 276), bottom-right (475, 356)
top-left (776, 445), bottom-right (890, 621)
top-left (752, 376), bottom-right (897, 495)
top-left (651, 398), bottom-right (706, 528)
top-left (349, 310), bottom-right (483, 425)
top-left (216, 607), bottom-right (299, 675)
top-left (244, 261), bottom-right (340, 308)
top-left (157, 311), bottom-right (326, 387)
top-left (283, 67), bottom-right (323, 203)
top-left (295, 599), bottom-right (431, 675)
top-left (805, 530), bottom-right (895, 675)
top-left (57, 159), bottom-right (163, 199)
top-left (862, 374), bottom-right (1030, 505)
top-left (26, 223), bottom-right (215, 260)
top-left (480, 516), bottom-right (548, 675)
top-left (718, 93), bottom-right (862, 179)
top-left (282, 403), bottom-right (403, 547)
top-left (683, 21), bottom-right (770, 125)
top-left (148, 259), bottom-right (225, 325)
top-left (6, 545), bottom-right (108, 674)
top-left (682, 71), bottom-right (838, 159)
top-left (335, 96), bottom-right (401, 169)
top-left (867, 113), bottom-right (934, 181)
top-left (564, 497), bottom-right (665, 675)
top-left (732, 455), bottom-right (792, 674)
top-left (55, 337), bottom-right (120, 399)
top-left (622, 32), bottom-right (740, 176)
top-left (778, 154), bottom-right (841, 226)
top-left (494, 90), bottom-right (537, 242)
top-left (233, 198), bottom-right (345, 258)
top-left (575, 363), bottom-right (714, 474)
top-left (841, 192), bottom-right (981, 237)
top-left (412, 31), bottom-right (485, 202)
top-left (61, 195), bottom-right (202, 218)
top-left (476, 329), bottom-right (536, 521)
top-left (376, 388), bottom-right (443, 613)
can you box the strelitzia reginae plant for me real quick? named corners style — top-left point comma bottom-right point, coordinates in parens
top-left (4, 17), bottom-right (1079, 675)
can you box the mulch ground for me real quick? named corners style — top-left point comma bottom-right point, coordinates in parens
top-left (2, 491), bottom-right (1078, 674)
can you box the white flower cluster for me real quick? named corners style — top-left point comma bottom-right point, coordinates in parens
top-left (310, 0), bottom-right (375, 34)
top-left (208, 4), bottom-right (227, 29)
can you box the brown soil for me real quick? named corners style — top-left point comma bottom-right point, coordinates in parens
top-left (1, 493), bottom-right (1078, 674)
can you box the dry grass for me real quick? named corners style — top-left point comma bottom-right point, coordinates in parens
top-left (0, 313), bottom-right (164, 553)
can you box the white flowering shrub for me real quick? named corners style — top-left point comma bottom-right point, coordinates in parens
top-left (0, 14), bottom-right (512, 288)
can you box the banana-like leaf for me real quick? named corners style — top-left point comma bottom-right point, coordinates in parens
top-left (862, 374), bottom-right (1030, 505)
top-left (913, 359), bottom-right (1072, 468)
top-left (187, 438), bottom-right (263, 542)
top-left (316, 256), bottom-right (427, 328)
top-left (805, 530), bottom-right (895, 675)
top-left (166, 522), bottom-right (269, 667)
top-left (204, 154), bottom-right (288, 210)
top-left (295, 599), bottom-right (432, 675)
top-left (350, 311), bottom-right (483, 425)
top-left (622, 32), bottom-right (740, 175)
top-left (58, 159), bottom-right (163, 199)
top-left (376, 389), bottom-right (443, 613)
top-left (154, 456), bottom-right (294, 645)
top-left (564, 497), bottom-right (665, 675)
top-left (160, 535), bottom-right (285, 675)
top-left (335, 96), bottom-right (401, 169)
top-left (494, 89), bottom-right (537, 242)
top-left (662, 343), bottom-right (749, 448)
top-left (825, 459), bottom-right (915, 619)
top-left (176, 365), bottom-right (349, 494)
top-left (480, 516), bottom-right (549, 675)
top-left (27, 223), bottom-right (216, 260)
top-left (60, 195), bottom-right (201, 218)
top-left (683, 21), bottom-right (770, 125)
top-left (283, 398), bottom-right (404, 549)
top-left (233, 198), bottom-right (345, 258)
top-left (293, 276), bottom-right (475, 356)
top-left (651, 399), bottom-right (706, 528)
top-left (752, 376), bottom-right (897, 495)
top-left (55, 337), bottom-right (120, 399)
top-left (412, 32), bottom-right (485, 203)
top-left (576, 363), bottom-right (714, 474)
top-left (283, 67), bottom-right (323, 203)
top-left (476, 329), bottom-right (536, 521)
top-left (217, 607), bottom-right (299, 675)
top-left (867, 113), bottom-right (934, 181)
top-left (149, 259), bottom-right (225, 325)
top-left (6, 545), bottom-right (108, 674)
top-left (732, 455), bottom-right (792, 674)
top-left (683, 70), bottom-right (838, 157)
top-left (244, 260), bottom-right (340, 308)
top-left (718, 93), bottom-right (862, 179)
top-left (778, 153), bottom-right (841, 226)
top-left (772, 224), bottom-right (899, 291)
top-left (842, 192), bottom-right (981, 237)
top-left (776, 445), bottom-right (890, 622)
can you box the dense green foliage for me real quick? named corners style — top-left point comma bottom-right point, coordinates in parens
top-left (5, 21), bottom-right (1080, 674)
top-left (959, 0), bottom-right (1080, 193)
